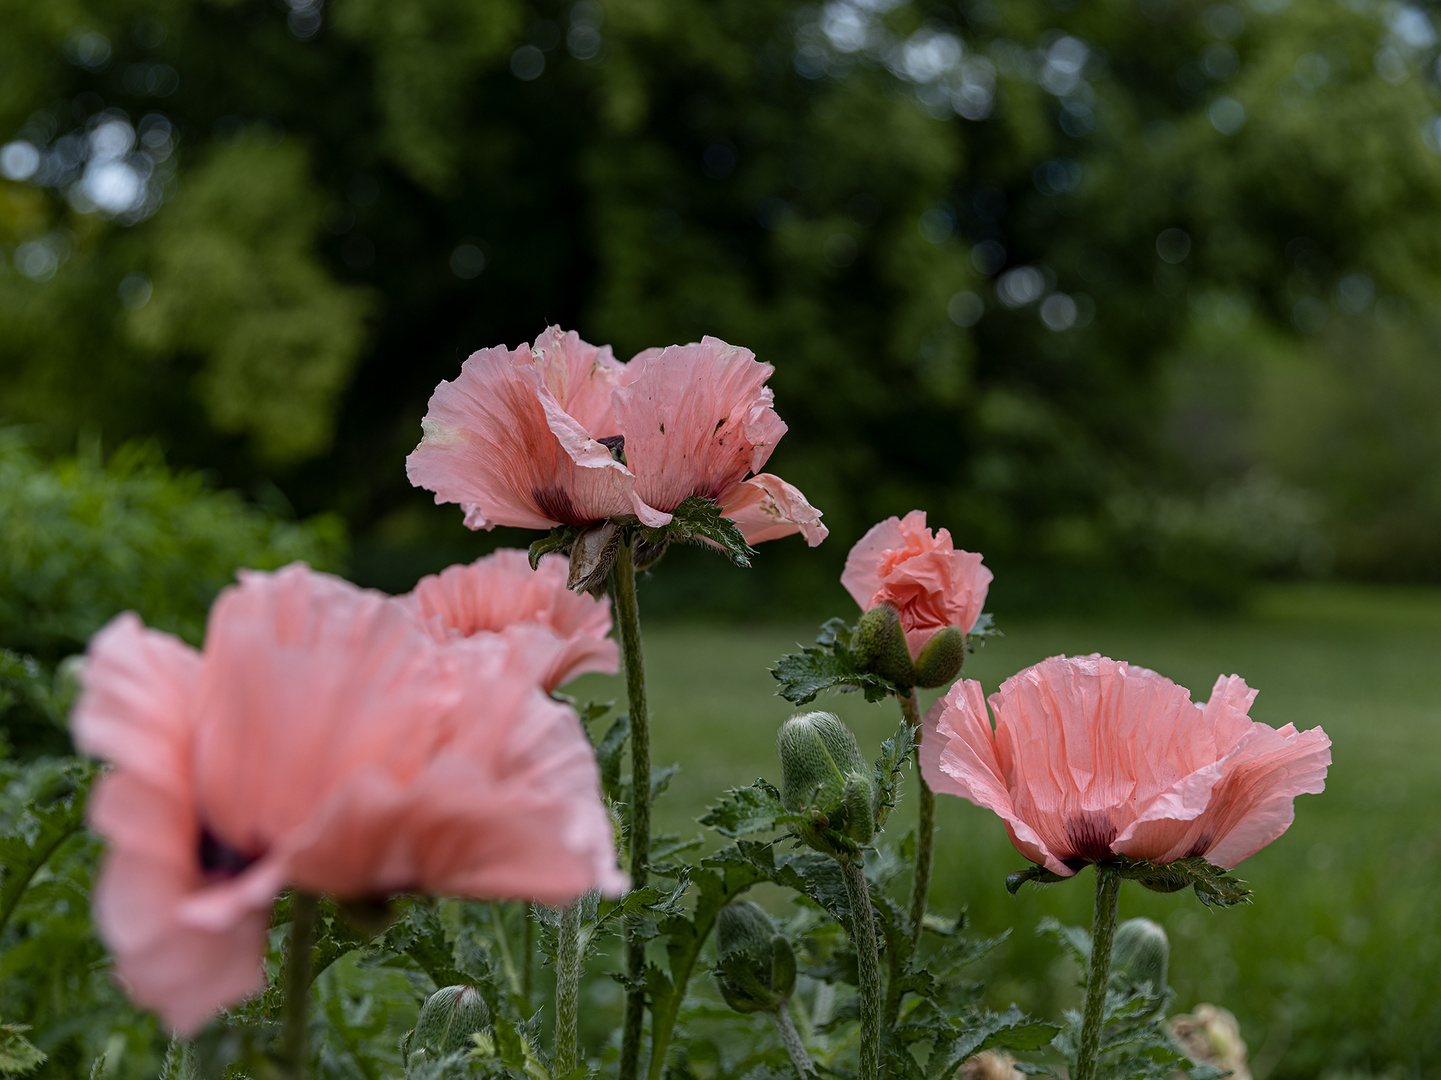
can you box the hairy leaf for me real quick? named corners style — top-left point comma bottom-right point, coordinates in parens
top-left (637, 495), bottom-right (756, 568)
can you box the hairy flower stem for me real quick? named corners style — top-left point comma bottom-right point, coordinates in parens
top-left (1075, 866), bottom-right (1123, 1080)
top-left (282, 891), bottom-right (319, 1080)
top-left (522, 908), bottom-right (535, 1007)
top-left (772, 1002), bottom-right (816, 1078)
top-left (555, 900), bottom-right (583, 1076)
top-left (612, 537), bottom-right (651, 1080)
top-left (837, 854), bottom-right (881, 1080)
top-left (897, 689), bottom-right (933, 951)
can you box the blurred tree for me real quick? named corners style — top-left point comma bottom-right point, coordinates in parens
top-left (3, 0), bottom-right (1441, 604)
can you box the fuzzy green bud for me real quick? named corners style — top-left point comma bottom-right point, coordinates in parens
top-left (913, 627), bottom-right (966, 689)
top-left (714, 900), bottom-right (797, 1014)
top-left (778, 712), bottom-right (877, 856)
top-left (852, 603), bottom-right (918, 687)
top-left (412, 984), bottom-right (489, 1056)
top-left (1110, 918), bottom-right (1169, 995)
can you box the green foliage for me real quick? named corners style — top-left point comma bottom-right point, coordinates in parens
top-left (637, 496), bottom-right (757, 569)
top-left (771, 619), bottom-right (899, 705)
top-left (0, 432), bottom-right (344, 661)
top-left (0, 1024), bottom-right (46, 1075)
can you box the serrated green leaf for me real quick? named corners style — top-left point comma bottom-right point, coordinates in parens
top-left (0, 1024), bottom-right (46, 1075)
top-left (699, 781), bottom-right (787, 838)
top-left (637, 495), bottom-right (756, 568)
top-left (770, 642), bottom-right (896, 705)
top-left (1037, 917), bottom-right (1092, 968)
top-left (0, 759), bottom-right (95, 939)
top-left (594, 714), bottom-right (629, 801)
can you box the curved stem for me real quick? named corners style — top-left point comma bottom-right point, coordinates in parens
top-left (282, 891), bottom-right (319, 1080)
top-left (1075, 866), bottom-right (1122, 1080)
top-left (897, 689), bottom-right (933, 952)
top-left (612, 537), bottom-right (651, 1080)
top-left (555, 900), bottom-right (582, 1076)
top-left (772, 1003), bottom-right (816, 1078)
top-left (836, 855), bottom-right (881, 1080)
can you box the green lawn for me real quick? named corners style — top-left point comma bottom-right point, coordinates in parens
top-left (569, 583), bottom-right (1441, 1080)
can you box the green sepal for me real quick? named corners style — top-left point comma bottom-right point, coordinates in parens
top-left (1115, 854), bottom-right (1253, 908)
top-left (637, 494), bottom-right (756, 568)
top-left (527, 525), bottom-right (585, 570)
top-left (913, 626), bottom-right (966, 688)
top-left (1006, 863), bottom-right (1067, 895)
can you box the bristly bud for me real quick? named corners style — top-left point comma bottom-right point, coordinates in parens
top-left (778, 712), bottom-right (877, 855)
top-left (1110, 917), bottom-right (1169, 996)
top-left (714, 900), bottom-right (797, 1014)
top-left (851, 603), bottom-right (917, 687)
top-left (412, 984), bottom-right (489, 1056)
top-left (913, 627), bottom-right (966, 688)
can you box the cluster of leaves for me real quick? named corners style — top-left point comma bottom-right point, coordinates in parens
top-left (771, 614), bottom-right (998, 705)
top-left (1006, 857), bottom-right (1252, 910)
top-left (1023, 921), bottom-right (1222, 1080)
top-left (0, 432), bottom-right (345, 663)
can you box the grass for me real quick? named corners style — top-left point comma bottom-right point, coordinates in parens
top-left (567, 581), bottom-right (1441, 1080)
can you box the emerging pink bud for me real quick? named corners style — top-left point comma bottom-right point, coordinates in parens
top-left (841, 510), bottom-right (992, 660)
top-left (920, 655), bottom-right (1331, 877)
top-left (399, 549), bottom-right (620, 692)
top-left (71, 563), bottom-right (624, 1035)
top-left (405, 326), bottom-right (827, 547)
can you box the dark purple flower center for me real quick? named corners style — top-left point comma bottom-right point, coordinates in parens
top-left (198, 827), bottom-right (258, 881)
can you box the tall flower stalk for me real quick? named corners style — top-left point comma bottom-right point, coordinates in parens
top-left (1074, 866), bottom-right (1122, 1080)
top-left (837, 855), bottom-right (881, 1080)
top-left (612, 536), bottom-right (651, 1080)
top-left (554, 899), bottom-right (583, 1075)
top-left (282, 892), bottom-right (319, 1080)
top-left (897, 688), bottom-right (933, 949)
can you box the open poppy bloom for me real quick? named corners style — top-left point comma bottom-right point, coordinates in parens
top-left (72, 563), bottom-right (624, 1034)
top-left (404, 326), bottom-right (826, 547)
top-left (920, 654), bottom-right (1331, 877)
top-left (842, 510), bottom-right (991, 659)
top-left (399, 549), bottom-right (620, 692)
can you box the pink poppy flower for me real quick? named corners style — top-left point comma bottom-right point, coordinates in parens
top-left (842, 510), bottom-right (992, 658)
top-left (399, 549), bottom-right (620, 691)
top-left (405, 326), bottom-right (827, 547)
top-left (72, 563), bottom-right (623, 1034)
top-left (920, 655), bottom-right (1331, 877)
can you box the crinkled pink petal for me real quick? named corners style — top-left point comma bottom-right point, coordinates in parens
top-left (190, 564), bottom-right (465, 858)
top-left (400, 550), bottom-right (619, 690)
top-left (275, 641), bottom-right (624, 902)
top-left (924, 655), bottom-right (1330, 873)
top-left (87, 768), bottom-right (273, 1035)
top-left (71, 613), bottom-right (201, 790)
top-left (615, 337), bottom-right (789, 513)
top-left (529, 326), bottom-right (625, 439)
top-left (718, 473), bottom-right (828, 546)
top-left (920, 681), bottom-right (1071, 875)
top-left (406, 342), bottom-right (643, 530)
top-left (841, 511), bottom-right (991, 656)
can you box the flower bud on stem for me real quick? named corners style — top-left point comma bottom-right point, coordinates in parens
top-left (1075, 866), bottom-right (1122, 1080)
top-left (283, 891), bottom-right (319, 1080)
top-left (611, 535), bottom-right (650, 1080)
top-left (837, 855), bottom-right (881, 1080)
top-left (555, 900), bottom-right (582, 1075)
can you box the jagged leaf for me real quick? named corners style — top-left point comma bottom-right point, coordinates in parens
top-left (699, 780), bottom-right (787, 838)
top-left (770, 642), bottom-right (895, 705)
top-left (0, 759), bottom-right (95, 937)
top-left (637, 495), bottom-right (755, 568)
top-left (594, 714), bottom-right (629, 800)
top-left (0, 1024), bottom-right (46, 1075)
top-left (966, 612), bottom-right (1001, 652)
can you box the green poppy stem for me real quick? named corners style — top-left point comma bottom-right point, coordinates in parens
top-left (837, 854), bottom-right (881, 1080)
top-left (612, 537), bottom-right (650, 1080)
top-left (282, 891), bottom-right (319, 1080)
top-left (897, 688), bottom-right (933, 950)
top-left (555, 899), bottom-right (583, 1075)
top-left (1075, 865), bottom-right (1123, 1080)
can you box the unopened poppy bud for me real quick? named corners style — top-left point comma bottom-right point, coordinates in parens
top-left (1110, 917), bottom-right (1169, 994)
top-left (852, 603), bottom-right (917, 687)
top-left (779, 712), bottom-right (874, 855)
top-left (913, 626), bottom-right (966, 689)
top-left (715, 900), bottom-right (796, 1014)
top-left (413, 984), bottom-right (489, 1056)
